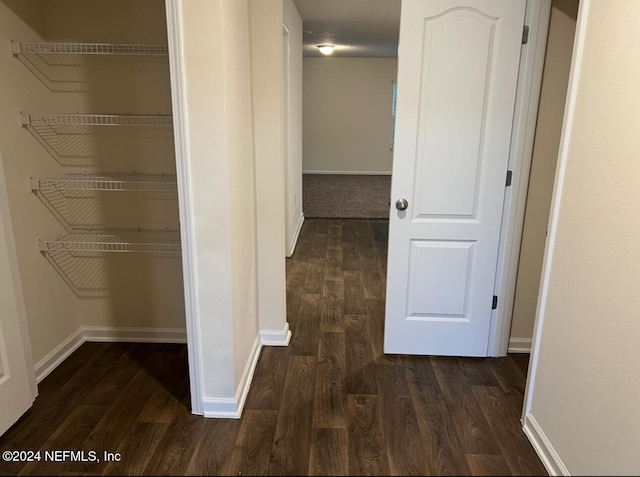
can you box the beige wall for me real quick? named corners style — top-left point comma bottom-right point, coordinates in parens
top-left (0, 0), bottom-right (81, 365)
top-left (510, 0), bottom-right (578, 345)
top-left (303, 57), bottom-right (397, 174)
top-left (44, 0), bottom-right (168, 43)
top-left (527, 1), bottom-right (640, 474)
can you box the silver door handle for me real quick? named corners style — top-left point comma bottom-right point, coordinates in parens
top-left (395, 198), bottom-right (408, 210)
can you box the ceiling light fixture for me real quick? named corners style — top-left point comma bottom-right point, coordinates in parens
top-left (317, 44), bottom-right (335, 55)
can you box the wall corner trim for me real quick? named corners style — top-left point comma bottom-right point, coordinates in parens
top-left (287, 213), bottom-right (304, 257)
top-left (260, 322), bottom-right (292, 346)
top-left (165, 0), bottom-right (204, 416)
top-left (523, 413), bottom-right (570, 476)
top-left (507, 337), bottom-right (532, 353)
top-left (201, 397), bottom-right (242, 419)
top-left (202, 334), bottom-right (263, 419)
top-left (34, 327), bottom-right (85, 383)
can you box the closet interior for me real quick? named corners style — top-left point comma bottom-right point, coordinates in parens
top-left (0, 0), bottom-right (186, 377)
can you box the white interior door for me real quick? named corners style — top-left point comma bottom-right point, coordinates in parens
top-left (384, 0), bottom-right (526, 356)
top-left (0, 170), bottom-right (34, 435)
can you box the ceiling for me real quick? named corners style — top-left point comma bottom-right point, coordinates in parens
top-left (292, 0), bottom-right (402, 58)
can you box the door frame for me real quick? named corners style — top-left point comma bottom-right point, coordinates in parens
top-left (163, 0), bottom-right (553, 413)
top-left (489, 0), bottom-right (552, 356)
top-left (164, 0), bottom-right (204, 414)
top-left (282, 23), bottom-right (293, 257)
top-left (0, 148), bottom-right (37, 432)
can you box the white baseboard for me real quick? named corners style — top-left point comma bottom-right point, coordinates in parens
top-left (201, 397), bottom-right (241, 419)
top-left (523, 413), bottom-right (569, 476)
top-left (202, 335), bottom-right (263, 419)
top-left (287, 213), bottom-right (304, 257)
top-left (508, 337), bottom-right (532, 353)
top-left (303, 170), bottom-right (392, 175)
top-left (34, 326), bottom-right (187, 383)
top-left (83, 326), bottom-right (187, 343)
top-left (260, 322), bottom-right (292, 346)
top-left (35, 327), bottom-right (85, 383)
top-left (36, 326), bottom-right (267, 421)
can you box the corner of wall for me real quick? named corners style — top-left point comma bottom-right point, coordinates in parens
top-left (202, 333), bottom-right (263, 418)
top-left (523, 413), bottom-right (570, 476)
top-left (286, 213), bottom-right (304, 257)
top-left (260, 321), bottom-right (291, 346)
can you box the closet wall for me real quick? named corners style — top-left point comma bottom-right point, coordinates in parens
top-left (0, 0), bottom-right (185, 369)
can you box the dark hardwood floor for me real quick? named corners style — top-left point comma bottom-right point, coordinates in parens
top-left (0, 218), bottom-right (548, 476)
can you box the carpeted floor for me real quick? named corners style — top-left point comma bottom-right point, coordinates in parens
top-left (303, 174), bottom-right (391, 219)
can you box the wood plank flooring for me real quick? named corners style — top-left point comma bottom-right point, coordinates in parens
top-left (0, 218), bottom-right (548, 476)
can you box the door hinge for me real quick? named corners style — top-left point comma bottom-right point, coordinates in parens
top-left (492, 295), bottom-right (498, 310)
top-left (506, 170), bottom-right (513, 187)
top-left (522, 25), bottom-right (530, 45)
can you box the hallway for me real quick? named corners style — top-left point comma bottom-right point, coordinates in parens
top-left (246, 218), bottom-right (546, 475)
top-left (0, 219), bottom-right (547, 476)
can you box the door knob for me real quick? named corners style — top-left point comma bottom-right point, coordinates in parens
top-left (395, 198), bottom-right (409, 210)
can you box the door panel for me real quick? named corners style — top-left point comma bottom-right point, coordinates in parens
top-left (384, 0), bottom-right (526, 356)
top-left (408, 240), bottom-right (474, 317)
top-left (416, 9), bottom-right (496, 218)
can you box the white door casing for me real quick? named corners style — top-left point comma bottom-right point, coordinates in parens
top-left (384, 0), bottom-right (527, 356)
top-left (0, 162), bottom-right (35, 435)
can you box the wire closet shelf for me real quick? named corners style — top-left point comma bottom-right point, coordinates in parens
top-left (12, 42), bottom-right (169, 56)
top-left (11, 41), bottom-right (170, 92)
top-left (30, 172), bottom-right (178, 193)
top-left (38, 229), bottom-right (182, 254)
top-left (22, 112), bottom-right (173, 128)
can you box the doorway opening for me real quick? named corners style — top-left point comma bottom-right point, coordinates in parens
top-left (289, 0), bottom-right (578, 361)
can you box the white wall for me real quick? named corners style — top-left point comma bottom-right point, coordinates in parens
top-left (221, 0), bottom-right (261, 396)
top-left (167, 0), bottom-right (260, 416)
top-left (510, 0), bottom-right (578, 347)
top-left (249, 0), bottom-right (289, 345)
top-left (303, 57), bottom-right (397, 174)
top-left (525, 1), bottom-right (640, 474)
top-left (283, 0), bottom-right (304, 256)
